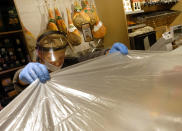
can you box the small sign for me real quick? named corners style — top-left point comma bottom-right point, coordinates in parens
top-left (132, 1), bottom-right (141, 11)
top-left (82, 23), bottom-right (93, 42)
top-left (123, 0), bottom-right (132, 13)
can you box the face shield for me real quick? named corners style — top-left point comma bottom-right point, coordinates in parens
top-left (36, 31), bottom-right (68, 72)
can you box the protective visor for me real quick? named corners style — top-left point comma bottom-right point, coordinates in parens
top-left (36, 31), bottom-right (68, 71)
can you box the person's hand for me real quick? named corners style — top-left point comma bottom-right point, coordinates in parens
top-left (19, 62), bottom-right (50, 84)
top-left (109, 42), bottom-right (128, 55)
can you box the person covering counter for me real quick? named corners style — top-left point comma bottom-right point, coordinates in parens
top-left (13, 31), bottom-right (128, 93)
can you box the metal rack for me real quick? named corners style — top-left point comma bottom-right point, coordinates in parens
top-left (128, 24), bottom-right (146, 30)
top-left (126, 10), bottom-right (144, 15)
top-left (129, 10), bottom-right (180, 27)
top-left (142, 10), bottom-right (180, 19)
top-left (143, 0), bottom-right (179, 6)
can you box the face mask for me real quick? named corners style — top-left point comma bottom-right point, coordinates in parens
top-left (36, 48), bottom-right (65, 72)
top-left (44, 59), bottom-right (63, 72)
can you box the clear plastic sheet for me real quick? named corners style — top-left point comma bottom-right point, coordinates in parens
top-left (1, 48), bottom-right (182, 131)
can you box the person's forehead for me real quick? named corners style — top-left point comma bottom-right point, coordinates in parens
top-left (39, 35), bottom-right (67, 48)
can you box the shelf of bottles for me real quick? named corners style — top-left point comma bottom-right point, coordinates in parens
top-left (0, 33), bottom-right (29, 73)
top-left (0, 0), bottom-right (21, 33)
top-left (0, 0), bottom-right (28, 74)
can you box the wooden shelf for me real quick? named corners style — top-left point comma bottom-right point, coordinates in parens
top-left (143, 10), bottom-right (180, 19)
top-left (0, 66), bottom-right (24, 75)
top-left (128, 24), bottom-right (146, 30)
top-left (0, 30), bottom-right (22, 36)
top-left (126, 10), bottom-right (144, 15)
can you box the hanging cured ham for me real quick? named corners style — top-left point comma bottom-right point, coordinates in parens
top-left (66, 8), bottom-right (82, 45)
top-left (54, 0), bottom-right (67, 34)
top-left (92, 5), bottom-right (106, 39)
top-left (45, 0), bottom-right (59, 31)
top-left (72, 1), bottom-right (90, 29)
top-left (82, 0), bottom-right (97, 26)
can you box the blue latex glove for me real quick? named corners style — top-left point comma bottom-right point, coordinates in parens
top-left (19, 62), bottom-right (50, 84)
top-left (109, 42), bottom-right (128, 55)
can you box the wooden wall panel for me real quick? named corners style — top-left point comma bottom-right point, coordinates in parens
top-left (94, 0), bottom-right (130, 48)
top-left (170, 1), bottom-right (182, 26)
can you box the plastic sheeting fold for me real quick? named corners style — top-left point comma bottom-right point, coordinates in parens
top-left (1, 48), bottom-right (182, 131)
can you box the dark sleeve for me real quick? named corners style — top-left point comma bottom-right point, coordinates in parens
top-left (78, 49), bottom-right (109, 62)
top-left (13, 69), bottom-right (26, 94)
top-left (62, 57), bottom-right (80, 68)
top-left (63, 49), bottom-right (109, 68)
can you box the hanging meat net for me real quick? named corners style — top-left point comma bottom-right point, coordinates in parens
top-left (1, 47), bottom-right (182, 131)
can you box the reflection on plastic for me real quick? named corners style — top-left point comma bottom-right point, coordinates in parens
top-left (1, 48), bottom-right (182, 130)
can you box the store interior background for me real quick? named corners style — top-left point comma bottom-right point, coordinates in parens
top-left (0, 0), bottom-right (181, 109)
top-left (96, 0), bottom-right (182, 49)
